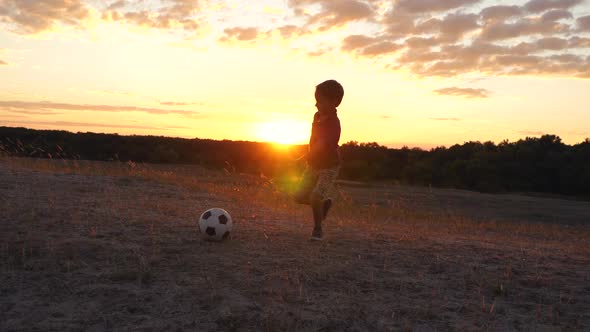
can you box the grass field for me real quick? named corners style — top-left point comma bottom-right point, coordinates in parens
top-left (1, 157), bottom-right (589, 331)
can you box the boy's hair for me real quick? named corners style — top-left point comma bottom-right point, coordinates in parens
top-left (316, 80), bottom-right (344, 107)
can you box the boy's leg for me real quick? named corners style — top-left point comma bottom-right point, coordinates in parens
top-left (294, 167), bottom-right (317, 205)
top-left (309, 166), bottom-right (339, 240)
top-left (323, 198), bottom-right (332, 219)
top-left (311, 195), bottom-right (331, 228)
top-left (311, 192), bottom-right (324, 238)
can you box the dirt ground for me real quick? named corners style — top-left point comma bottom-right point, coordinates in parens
top-left (1, 158), bottom-right (589, 331)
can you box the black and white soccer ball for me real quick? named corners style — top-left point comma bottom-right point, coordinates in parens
top-left (198, 208), bottom-right (233, 241)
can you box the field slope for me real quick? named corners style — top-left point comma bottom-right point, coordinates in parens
top-left (1, 158), bottom-right (589, 331)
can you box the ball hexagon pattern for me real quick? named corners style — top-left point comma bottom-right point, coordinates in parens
top-left (198, 208), bottom-right (233, 241)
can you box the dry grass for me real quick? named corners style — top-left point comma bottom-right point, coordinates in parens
top-left (1, 156), bottom-right (589, 331)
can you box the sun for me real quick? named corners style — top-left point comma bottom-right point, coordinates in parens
top-left (253, 119), bottom-right (309, 145)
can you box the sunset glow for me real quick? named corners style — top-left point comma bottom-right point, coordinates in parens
top-left (254, 119), bottom-right (310, 145)
top-left (1, 0), bottom-right (589, 148)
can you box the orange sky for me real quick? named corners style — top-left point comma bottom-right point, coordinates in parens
top-left (1, 0), bottom-right (589, 148)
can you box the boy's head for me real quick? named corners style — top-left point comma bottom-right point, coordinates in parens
top-left (315, 80), bottom-right (344, 111)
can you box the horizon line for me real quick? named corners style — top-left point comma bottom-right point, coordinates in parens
top-left (1, 125), bottom-right (588, 151)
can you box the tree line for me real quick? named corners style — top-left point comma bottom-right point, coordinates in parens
top-left (1, 126), bottom-right (589, 196)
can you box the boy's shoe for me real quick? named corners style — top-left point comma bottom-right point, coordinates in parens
top-left (310, 228), bottom-right (323, 241)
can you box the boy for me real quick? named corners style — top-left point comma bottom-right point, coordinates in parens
top-left (294, 80), bottom-right (343, 241)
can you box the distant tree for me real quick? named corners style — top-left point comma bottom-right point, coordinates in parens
top-left (1, 126), bottom-right (588, 197)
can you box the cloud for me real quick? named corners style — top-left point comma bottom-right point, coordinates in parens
top-left (102, 0), bottom-right (206, 32)
top-left (118, 11), bottom-right (152, 26)
top-left (569, 36), bottom-right (590, 48)
top-left (1, 109), bottom-right (65, 116)
top-left (578, 15), bottom-right (590, 31)
top-left (159, 101), bottom-right (203, 106)
top-left (332, 0), bottom-right (589, 78)
top-left (381, 10), bottom-right (418, 39)
top-left (479, 18), bottom-right (571, 41)
top-left (429, 118), bottom-right (461, 121)
top-left (107, 0), bottom-right (126, 11)
top-left (341, 35), bottom-right (381, 51)
top-left (403, 36), bottom-right (439, 49)
top-left (288, 0), bottom-right (375, 30)
top-left (309, 0), bottom-right (374, 28)
top-left (341, 34), bottom-right (403, 56)
top-left (395, 0), bottom-right (482, 13)
top-left (307, 49), bottom-right (329, 57)
top-left (541, 9), bottom-right (573, 22)
top-left (2, 0), bottom-right (589, 80)
top-left (112, 11), bottom-right (198, 31)
top-left (0, 1), bottom-right (281, 37)
top-left (480, 5), bottom-right (523, 22)
top-left (220, 27), bottom-right (262, 42)
top-left (523, 0), bottom-right (583, 13)
top-left (360, 42), bottom-right (402, 56)
top-left (392, 35), bottom-right (590, 77)
top-left (318, 0), bottom-right (587, 79)
top-left (433, 87), bottom-right (490, 98)
top-left (0, 114), bottom-right (27, 119)
top-left (1, 120), bottom-right (188, 130)
top-left (275, 25), bottom-right (303, 38)
top-left (0, 0), bottom-right (201, 35)
top-left (0, 0), bottom-right (90, 34)
top-left (0, 100), bottom-right (202, 117)
top-left (414, 13), bottom-right (481, 42)
top-left (536, 37), bottom-right (569, 49)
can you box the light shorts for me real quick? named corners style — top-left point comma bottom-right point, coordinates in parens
top-left (312, 166), bottom-right (339, 200)
top-left (294, 166), bottom-right (339, 204)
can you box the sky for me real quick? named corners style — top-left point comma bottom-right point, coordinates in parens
top-left (1, 0), bottom-right (589, 149)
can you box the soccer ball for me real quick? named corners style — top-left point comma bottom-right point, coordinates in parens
top-left (198, 208), bottom-right (233, 241)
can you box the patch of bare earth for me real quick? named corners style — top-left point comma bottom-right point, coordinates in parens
top-left (1, 158), bottom-right (589, 331)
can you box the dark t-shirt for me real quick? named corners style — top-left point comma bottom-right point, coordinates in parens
top-left (308, 110), bottom-right (341, 170)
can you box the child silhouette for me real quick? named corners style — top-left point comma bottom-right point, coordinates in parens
top-left (294, 80), bottom-right (343, 241)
